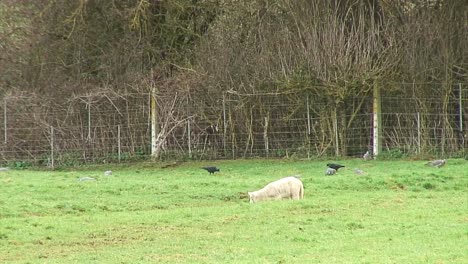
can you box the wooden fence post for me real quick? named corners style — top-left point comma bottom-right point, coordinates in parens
top-left (373, 83), bottom-right (382, 158)
top-left (306, 95), bottom-right (311, 135)
top-left (3, 98), bottom-right (6, 144)
top-left (87, 100), bottom-right (91, 141)
top-left (187, 118), bottom-right (192, 158)
top-left (334, 110), bottom-right (339, 156)
top-left (417, 112), bottom-right (421, 154)
top-left (117, 125), bottom-right (121, 162)
top-left (150, 89), bottom-right (159, 158)
top-left (50, 126), bottom-right (55, 169)
top-left (223, 93), bottom-right (227, 157)
top-left (459, 83), bottom-right (463, 133)
top-left (264, 116), bottom-right (269, 157)
top-left (306, 95), bottom-right (311, 159)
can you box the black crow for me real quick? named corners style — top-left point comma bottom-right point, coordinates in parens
top-left (202, 166), bottom-right (220, 174)
top-left (327, 163), bottom-right (345, 171)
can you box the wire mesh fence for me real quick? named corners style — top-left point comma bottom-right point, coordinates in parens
top-left (0, 83), bottom-right (466, 167)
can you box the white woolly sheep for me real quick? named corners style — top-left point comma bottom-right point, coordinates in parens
top-left (248, 176), bottom-right (304, 203)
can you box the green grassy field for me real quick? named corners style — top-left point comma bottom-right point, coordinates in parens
top-left (1, 159), bottom-right (467, 263)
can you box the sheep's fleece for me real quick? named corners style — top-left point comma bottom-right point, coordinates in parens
top-left (248, 176), bottom-right (304, 203)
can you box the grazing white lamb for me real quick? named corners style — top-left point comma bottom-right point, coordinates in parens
top-left (248, 176), bottom-right (304, 203)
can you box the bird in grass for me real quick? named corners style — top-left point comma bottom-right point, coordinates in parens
top-left (325, 168), bottom-right (336, 175)
top-left (202, 166), bottom-right (220, 174)
top-left (425, 159), bottom-right (446, 168)
top-left (363, 151), bottom-right (372, 161)
top-left (327, 163), bottom-right (345, 171)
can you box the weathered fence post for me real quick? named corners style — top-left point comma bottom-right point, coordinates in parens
top-left (231, 109), bottom-right (235, 159)
top-left (459, 83), bottom-right (463, 133)
top-left (417, 112), bottom-right (421, 154)
top-left (150, 89), bottom-right (159, 158)
top-left (264, 116), bottom-right (269, 157)
top-left (87, 100), bottom-right (91, 141)
top-left (3, 98), bottom-right (6, 144)
top-left (306, 95), bottom-right (311, 159)
top-left (223, 93), bottom-right (227, 157)
top-left (373, 83), bottom-right (382, 158)
top-left (50, 126), bottom-right (55, 169)
top-left (334, 110), bottom-right (339, 156)
top-left (306, 95), bottom-right (311, 135)
top-left (117, 125), bottom-right (121, 162)
top-left (187, 118), bottom-right (192, 158)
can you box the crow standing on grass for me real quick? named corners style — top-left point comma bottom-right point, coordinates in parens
top-left (327, 163), bottom-right (345, 171)
top-left (202, 166), bottom-right (220, 174)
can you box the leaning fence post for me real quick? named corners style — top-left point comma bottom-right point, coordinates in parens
top-left (117, 125), bottom-right (121, 162)
top-left (3, 98), bottom-right (6, 144)
top-left (50, 126), bottom-right (55, 169)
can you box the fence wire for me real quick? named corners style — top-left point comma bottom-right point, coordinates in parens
top-left (0, 83), bottom-right (466, 166)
